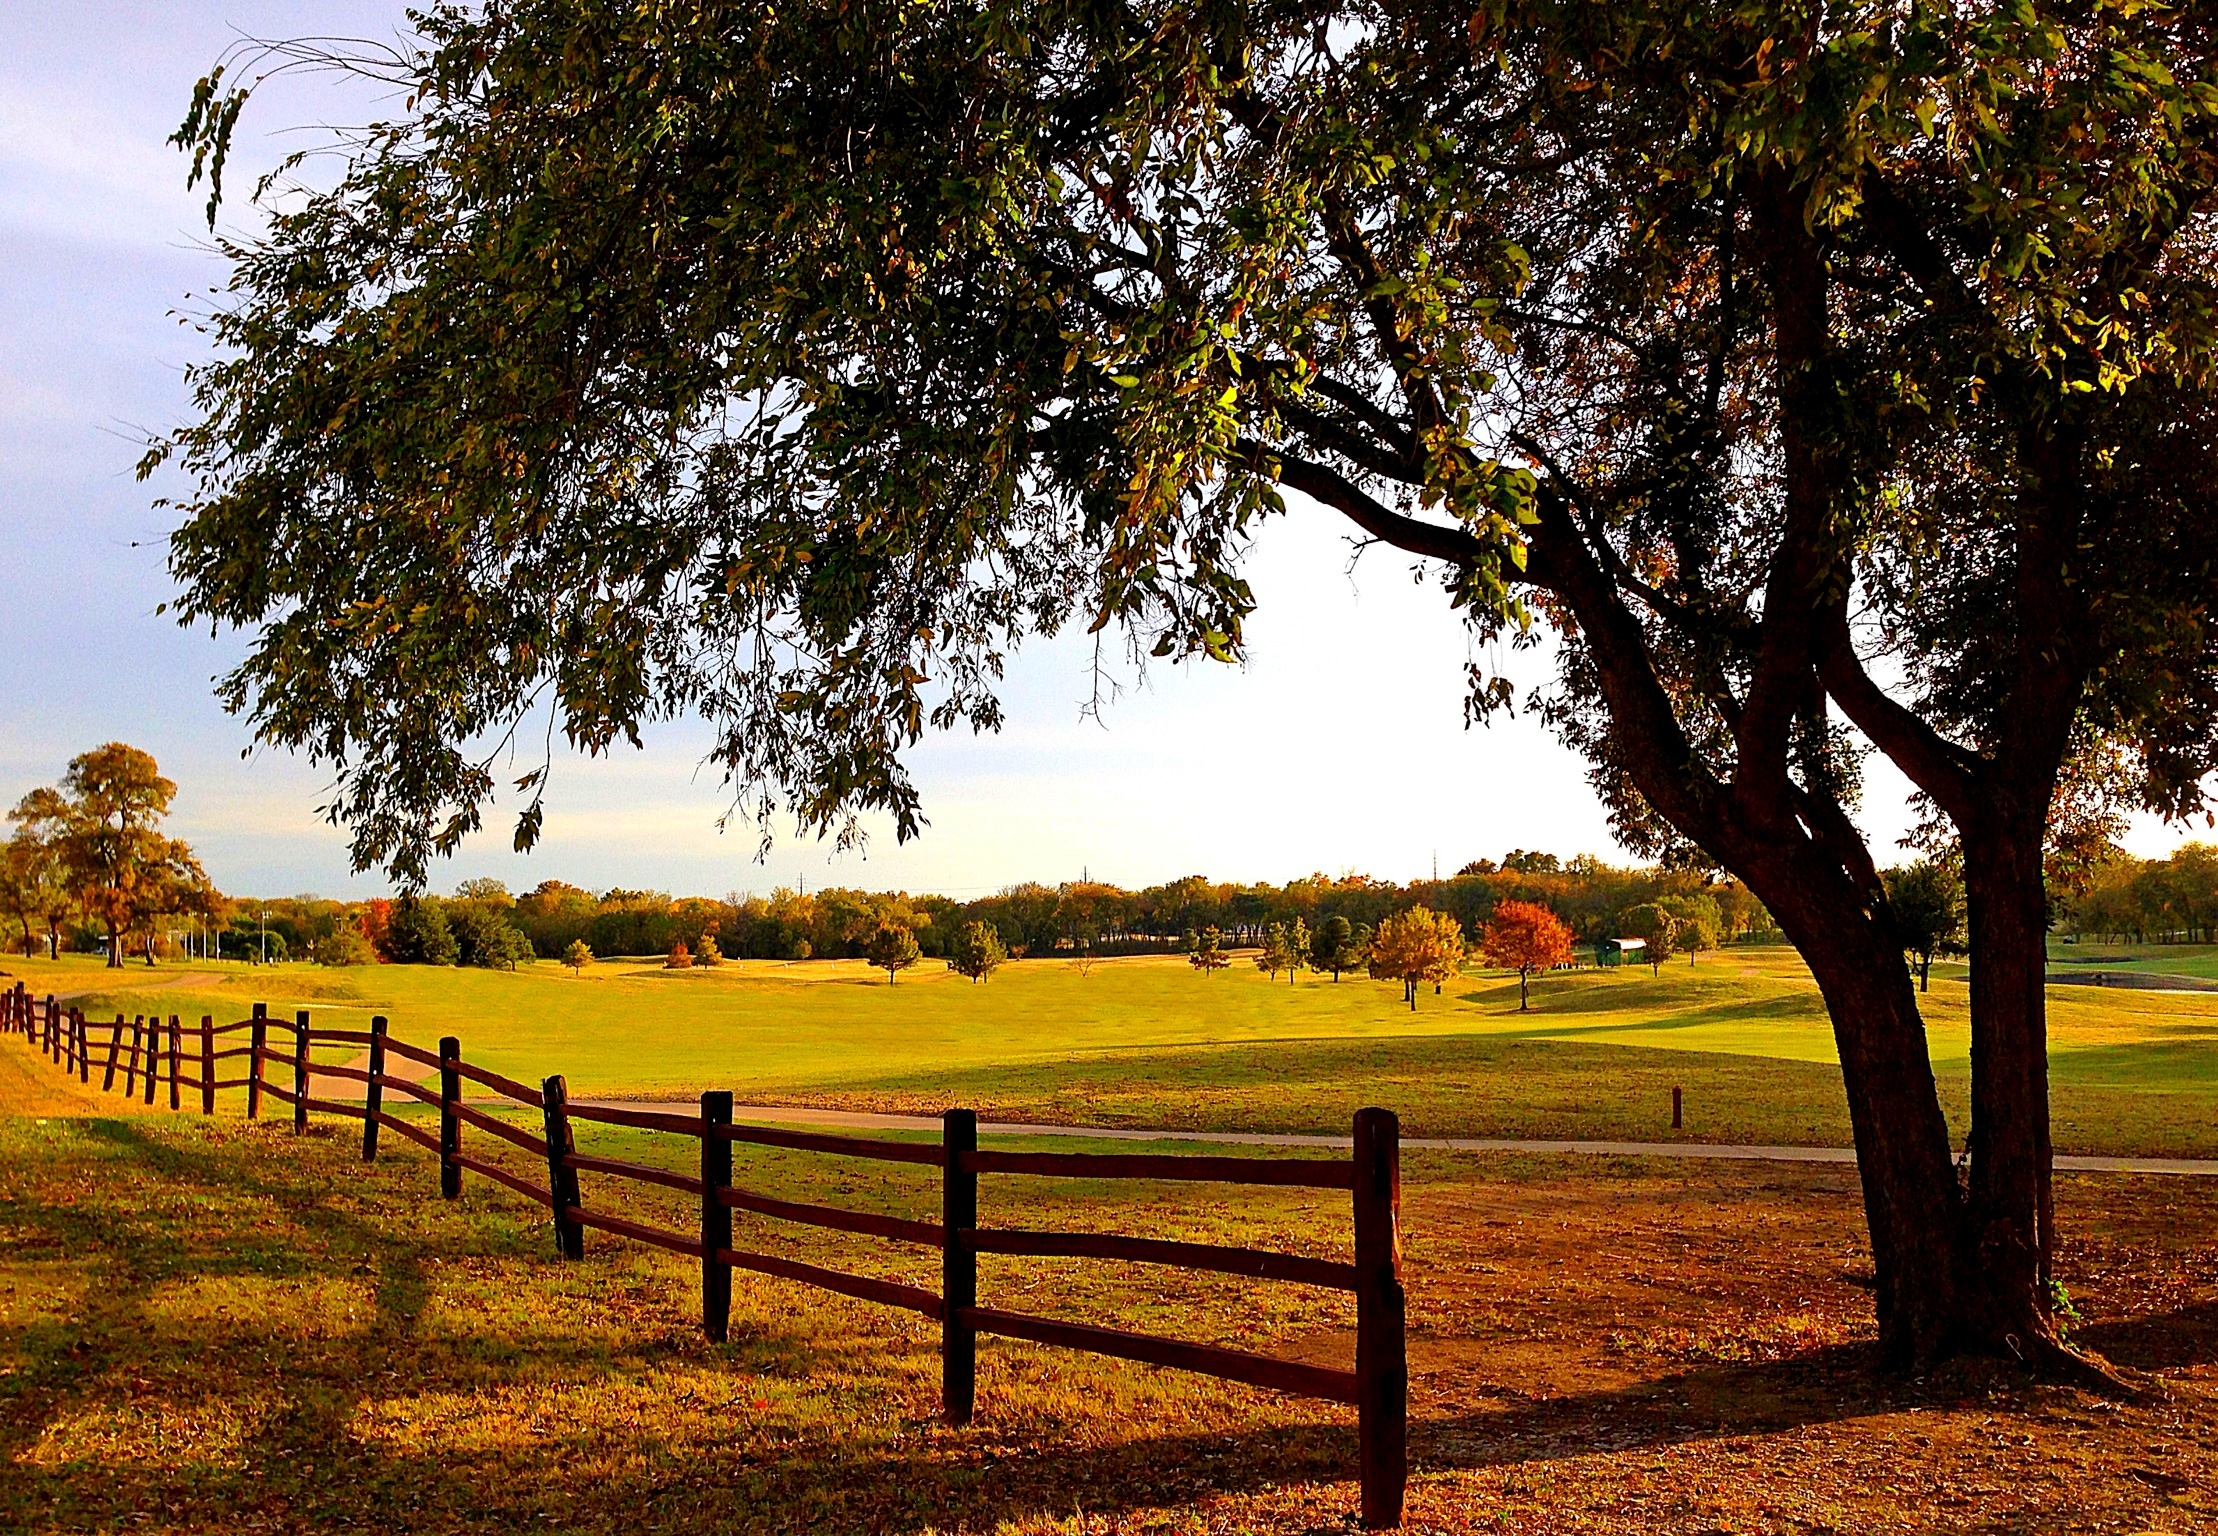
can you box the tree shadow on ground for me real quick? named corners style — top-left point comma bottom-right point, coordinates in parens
top-left (7, 1109), bottom-right (2211, 1534)
top-left (2078, 1300), bottom-right (2218, 1372)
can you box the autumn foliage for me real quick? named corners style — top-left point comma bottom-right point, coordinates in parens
top-left (1367, 907), bottom-right (1466, 1010)
top-left (1480, 900), bottom-right (1576, 1011)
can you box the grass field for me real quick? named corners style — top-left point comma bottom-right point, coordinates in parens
top-left (2048, 939), bottom-right (2218, 982)
top-left (3, 1028), bottom-right (2215, 1534)
top-left (4, 941), bottom-right (2215, 1157)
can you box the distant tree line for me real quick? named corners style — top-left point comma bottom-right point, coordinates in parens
top-left (2060, 844), bottom-right (2218, 945)
top-left (266, 854), bottom-right (1775, 969)
top-left (0, 759), bottom-right (1789, 975)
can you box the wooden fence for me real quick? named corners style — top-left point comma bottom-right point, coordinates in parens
top-left (0, 981), bottom-right (1407, 1527)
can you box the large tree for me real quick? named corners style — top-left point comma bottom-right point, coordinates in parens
top-left (15, 747), bottom-right (207, 968)
top-left (155, 0), bottom-right (2218, 1371)
top-left (0, 828), bottom-right (67, 959)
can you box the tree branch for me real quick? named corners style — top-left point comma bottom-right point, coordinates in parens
top-left (1816, 615), bottom-right (1982, 826)
top-left (1254, 442), bottom-right (1493, 569)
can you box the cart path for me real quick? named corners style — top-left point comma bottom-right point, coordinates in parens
top-left (293, 1065), bottom-right (2218, 1176)
top-left (574, 1100), bottom-right (2218, 1177)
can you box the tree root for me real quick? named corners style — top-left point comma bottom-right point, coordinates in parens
top-left (2008, 1331), bottom-right (2151, 1400)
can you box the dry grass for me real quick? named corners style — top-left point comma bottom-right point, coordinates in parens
top-left (2, 1018), bottom-right (2216, 1533)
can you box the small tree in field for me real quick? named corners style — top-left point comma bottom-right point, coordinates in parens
top-left (695, 932), bottom-right (724, 967)
top-left (1661, 894), bottom-right (1722, 965)
top-left (865, 920), bottom-right (921, 984)
top-left (947, 920), bottom-right (1006, 982)
top-left (1256, 920), bottom-right (1306, 983)
top-left (1310, 914), bottom-right (1362, 981)
top-left (1188, 926), bottom-right (1228, 975)
top-left (1479, 900), bottom-right (1576, 1012)
top-left (564, 938), bottom-right (592, 975)
top-left (1369, 907), bottom-right (1465, 1010)
top-left (1618, 905), bottom-right (1676, 977)
top-left (1884, 863), bottom-right (1965, 993)
top-left (665, 939), bottom-right (692, 970)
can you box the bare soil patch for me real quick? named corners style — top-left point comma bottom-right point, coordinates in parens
top-left (1378, 1157), bottom-right (2218, 1533)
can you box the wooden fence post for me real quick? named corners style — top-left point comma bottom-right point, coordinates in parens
top-left (700, 1090), bottom-right (733, 1341)
top-left (200, 1017), bottom-right (214, 1115)
top-left (540, 1075), bottom-right (584, 1259)
top-left (74, 1012), bottom-right (88, 1084)
top-left (130, 1016), bottom-right (148, 1099)
top-left (247, 1005), bottom-right (266, 1120)
top-left (1353, 1107), bottom-right (1407, 1531)
top-left (167, 1017), bottom-right (180, 1110)
top-left (942, 1108), bottom-right (978, 1427)
top-left (362, 1016), bottom-right (387, 1160)
top-left (145, 1021), bottom-right (161, 1106)
top-left (438, 1036), bottom-right (461, 1198)
top-left (293, 1011), bottom-right (310, 1133)
top-left (100, 1016), bottom-right (120, 1092)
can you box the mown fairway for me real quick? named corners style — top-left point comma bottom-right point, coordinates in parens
top-left (5, 943), bottom-right (2215, 1156)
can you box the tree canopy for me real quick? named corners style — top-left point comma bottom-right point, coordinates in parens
top-left (1367, 905), bottom-right (1465, 1008)
top-left (10, 745), bottom-right (209, 968)
top-left (1478, 898), bottom-right (1574, 1010)
top-left (157, 0), bottom-right (2218, 1370)
top-left (865, 920), bottom-right (923, 983)
top-left (1885, 861), bottom-right (1967, 992)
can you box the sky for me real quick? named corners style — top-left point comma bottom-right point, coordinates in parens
top-left (0, 4), bottom-right (2202, 903)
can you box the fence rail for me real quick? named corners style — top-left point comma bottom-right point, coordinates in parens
top-left (0, 979), bottom-right (1408, 1528)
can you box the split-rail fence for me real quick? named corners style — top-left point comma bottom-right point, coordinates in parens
top-left (1, 981), bottom-right (1408, 1526)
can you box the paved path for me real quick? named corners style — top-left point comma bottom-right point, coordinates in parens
top-left (584, 1100), bottom-right (2218, 1177)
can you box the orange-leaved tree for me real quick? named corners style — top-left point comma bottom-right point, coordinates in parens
top-left (1479, 900), bottom-right (1575, 1012)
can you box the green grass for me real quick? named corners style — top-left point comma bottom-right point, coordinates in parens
top-left (2047, 939), bottom-right (2218, 981)
top-left (5, 943), bottom-right (2214, 1157)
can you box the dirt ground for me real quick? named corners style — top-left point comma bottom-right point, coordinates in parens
top-left (1359, 1156), bottom-right (2218, 1534)
top-left (3, 1099), bottom-right (2214, 1534)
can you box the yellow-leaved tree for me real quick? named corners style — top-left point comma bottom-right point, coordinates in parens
top-left (1367, 906), bottom-right (1465, 1010)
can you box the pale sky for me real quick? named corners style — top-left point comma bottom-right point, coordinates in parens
top-left (0, 4), bottom-right (2198, 901)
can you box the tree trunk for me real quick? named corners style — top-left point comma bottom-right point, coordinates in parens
top-left (105, 925), bottom-right (121, 969)
top-left (1765, 882), bottom-right (1970, 1366)
top-left (1959, 816), bottom-right (2056, 1347)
